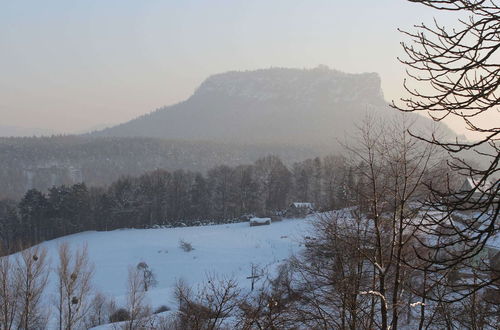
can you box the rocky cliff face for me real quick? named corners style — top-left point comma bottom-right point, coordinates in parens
top-left (193, 66), bottom-right (385, 105)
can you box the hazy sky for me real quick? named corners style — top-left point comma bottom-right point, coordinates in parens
top-left (0, 0), bottom-right (478, 137)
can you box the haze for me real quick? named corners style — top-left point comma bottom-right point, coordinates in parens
top-left (0, 0), bottom-right (478, 138)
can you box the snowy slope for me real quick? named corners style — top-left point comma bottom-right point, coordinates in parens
top-left (35, 217), bottom-right (312, 311)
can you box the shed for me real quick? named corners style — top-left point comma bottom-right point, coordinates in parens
top-left (249, 217), bottom-right (271, 227)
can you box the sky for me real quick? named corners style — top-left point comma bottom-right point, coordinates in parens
top-left (0, 0), bottom-right (481, 138)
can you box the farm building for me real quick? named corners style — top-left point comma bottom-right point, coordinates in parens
top-left (249, 217), bottom-right (271, 227)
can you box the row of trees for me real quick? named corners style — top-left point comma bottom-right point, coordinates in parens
top-left (0, 135), bottom-right (316, 199)
top-left (0, 153), bottom-right (357, 253)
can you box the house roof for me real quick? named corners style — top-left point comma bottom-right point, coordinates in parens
top-left (460, 177), bottom-right (496, 193)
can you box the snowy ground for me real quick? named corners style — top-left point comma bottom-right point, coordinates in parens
top-left (35, 217), bottom-right (313, 312)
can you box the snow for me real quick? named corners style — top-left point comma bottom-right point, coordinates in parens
top-left (90, 311), bottom-right (177, 330)
top-left (26, 217), bottom-right (312, 312)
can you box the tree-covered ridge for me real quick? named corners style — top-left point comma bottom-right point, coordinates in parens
top-left (0, 135), bottom-right (317, 199)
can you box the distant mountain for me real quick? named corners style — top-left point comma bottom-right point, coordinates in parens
top-left (94, 66), bottom-right (455, 147)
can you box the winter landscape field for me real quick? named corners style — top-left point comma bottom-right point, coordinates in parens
top-left (33, 217), bottom-right (311, 323)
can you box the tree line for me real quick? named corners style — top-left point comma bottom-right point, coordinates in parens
top-left (0, 153), bottom-right (357, 253)
top-left (0, 135), bottom-right (317, 199)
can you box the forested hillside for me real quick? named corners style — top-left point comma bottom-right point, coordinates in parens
top-left (0, 136), bottom-right (316, 199)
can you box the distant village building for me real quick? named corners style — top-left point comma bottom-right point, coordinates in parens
top-left (456, 177), bottom-right (498, 210)
top-left (286, 202), bottom-right (315, 218)
top-left (459, 177), bottom-right (495, 197)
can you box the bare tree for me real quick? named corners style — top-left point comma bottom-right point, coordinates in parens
top-left (136, 262), bottom-right (157, 292)
top-left (15, 246), bottom-right (49, 330)
top-left (393, 0), bottom-right (499, 300)
top-left (84, 292), bottom-right (111, 329)
top-left (175, 274), bottom-right (241, 330)
top-left (340, 115), bottom-right (441, 329)
top-left (0, 252), bottom-right (20, 330)
top-left (289, 210), bottom-right (374, 330)
top-left (395, 0), bottom-right (499, 179)
top-left (55, 242), bottom-right (94, 330)
top-left (254, 155), bottom-right (292, 215)
top-left (123, 267), bottom-right (151, 330)
top-left (237, 267), bottom-right (299, 330)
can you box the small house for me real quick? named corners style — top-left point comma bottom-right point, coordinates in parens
top-left (286, 202), bottom-right (315, 218)
top-left (249, 217), bottom-right (271, 227)
top-left (455, 177), bottom-right (498, 211)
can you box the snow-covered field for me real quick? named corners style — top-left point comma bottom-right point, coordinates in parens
top-left (36, 217), bottom-right (312, 311)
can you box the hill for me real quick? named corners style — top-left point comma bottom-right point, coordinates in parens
top-left (94, 66), bottom-right (454, 147)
